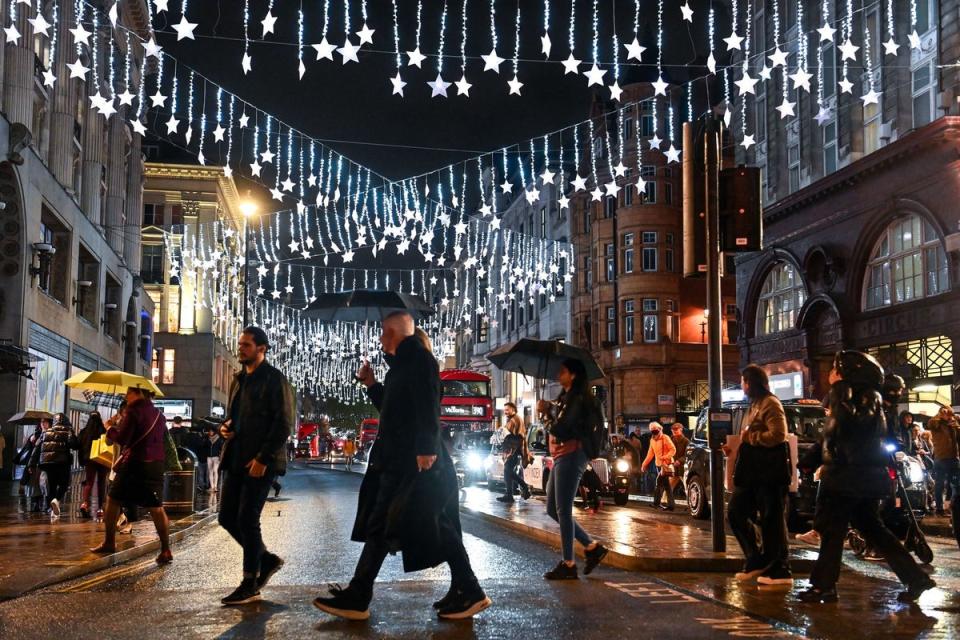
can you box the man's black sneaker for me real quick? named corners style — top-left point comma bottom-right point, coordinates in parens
top-left (897, 576), bottom-right (936, 603)
top-left (796, 587), bottom-right (839, 603)
top-left (257, 553), bottom-right (284, 590)
top-left (544, 561), bottom-right (578, 580)
top-left (313, 587), bottom-right (370, 621)
top-left (433, 586), bottom-right (458, 610)
top-left (757, 565), bottom-right (793, 586)
top-left (437, 585), bottom-right (492, 620)
top-left (583, 544), bottom-right (608, 575)
top-left (520, 485), bottom-right (531, 500)
top-left (274, 485), bottom-right (282, 499)
top-left (496, 496), bottom-right (515, 503)
top-left (221, 578), bottom-right (262, 606)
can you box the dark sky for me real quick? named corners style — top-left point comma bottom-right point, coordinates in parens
top-left (154, 0), bottom-right (727, 182)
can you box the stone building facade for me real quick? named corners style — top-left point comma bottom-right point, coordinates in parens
top-left (734, 0), bottom-right (960, 411)
top-left (142, 162), bottom-right (245, 423)
top-left (0, 0), bottom-right (154, 476)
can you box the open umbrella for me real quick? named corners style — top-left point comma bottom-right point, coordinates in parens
top-left (301, 289), bottom-right (434, 322)
top-left (486, 339), bottom-right (605, 381)
top-left (65, 370), bottom-right (165, 398)
top-left (6, 410), bottom-right (55, 425)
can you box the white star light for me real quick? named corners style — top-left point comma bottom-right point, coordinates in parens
top-left (818, 23), bottom-right (837, 42)
top-left (558, 195), bottom-right (570, 209)
top-left (261, 10), bottom-right (277, 36)
top-left (665, 145), bottom-right (681, 163)
top-left (42, 68), bottom-right (56, 87)
top-left (454, 74), bottom-right (472, 96)
top-left (723, 32), bottom-right (744, 51)
top-left (70, 23), bottom-right (92, 46)
top-left (130, 119), bottom-right (147, 136)
top-left (28, 13), bottom-right (52, 37)
top-left (908, 30), bottom-right (921, 50)
top-left (591, 187), bottom-right (604, 202)
top-left (562, 53), bottom-right (582, 75)
top-left (390, 72), bottom-right (407, 96)
top-left (428, 74), bottom-right (451, 97)
top-left (173, 15), bottom-right (198, 40)
top-left (649, 134), bottom-right (662, 149)
top-left (680, 2), bottom-right (694, 22)
top-left (313, 37), bottom-right (337, 61)
top-left (117, 90), bottom-right (135, 106)
top-left (740, 134), bottom-right (755, 150)
top-left (507, 75), bottom-right (524, 95)
top-left (613, 162), bottom-right (627, 178)
top-left (241, 53), bottom-right (252, 74)
top-left (3, 24), bottom-right (20, 45)
top-left (735, 71), bottom-right (759, 95)
top-left (541, 32), bottom-right (552, 58)
top-left (572, 175), bottom-right (587, 191)
top-left (759, 65), bottom-right (773, 80)
top-left (604, 181), bottom-right (620, 197)
top-left (814, 105), bottom-right (833, 125)
top-left (652, 75), bottom-right (669, 96)
top-left (776, 98), bottom-right (796, 119)
top-left (861, 89), bottom-right (880, 105)
top-left (338, 39), bottom-right (360, 64)
top-left (260, 149), bottom-right (275, 163)
top-left (406, 46), bottom-right (426, 67)
top-left (583, 63), bottom-right (606, 86)
top-left (707, 52), bottom-right (717, 74)
top-left (790, 67), bottom-right (813, 92)
top-left (768, 47), bottom-right (788, 68)
top-left (839, 38), bottom-right (859, 62)
top-left (609, 81), bottom-right (623, 101)
top-left (838, 76), bottom-right (854, 93)
top-left (270, 187), bottom-right (284, 201)
top-left (624, 38), bottom-right (646, 61)
top-left (281, 178), bottom-right (296, 192)
top-left (356, 23), bottom-right (376, 46)
top-left (66, 58), bottom-right (89, 79)
top-left (143, 38), bottom-right (163, 59)
top-left (525, 188), bottom-right (540, 204)
top-left (150, 90), bottom-right (168, 107)
top-left (239, 113), bottom-right (250, 127)
top-left (153, 0), bottom-right (169, 12)
top-left (540, 167), bottom-right (556, 184)
top-left (165, 114), bottom-right (180, 134)
top-left (883, 38), bottom-right (900, 56)
top-left (482, 48), bottom-right (505, 72)
top-left (212, 124), bottom-right (226, 142)
top-left (500, 180), bottom-right (513, 194)
top-left (249, 161), bottom-right (262, 176)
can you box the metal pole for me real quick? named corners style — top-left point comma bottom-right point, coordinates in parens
top-left (242, 218), bottom-right (250, 327)
top-left (705, 115), bottom-right (726, 552)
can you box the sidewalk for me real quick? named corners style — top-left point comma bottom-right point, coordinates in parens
top-left (459, 486), bottom-right (818, 573)
top-left (0, 485), bottom-right (217, 601)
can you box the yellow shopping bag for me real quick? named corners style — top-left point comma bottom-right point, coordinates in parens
top-left (90, 435), bottom-right (119, 468)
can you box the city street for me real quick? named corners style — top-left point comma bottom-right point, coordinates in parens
top-left (1, 467), bottom-right (957, 639)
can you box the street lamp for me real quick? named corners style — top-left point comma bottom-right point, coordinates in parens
top-left (240, 195), bottom-right (259, 327)
top-left (700, 308), bottom-right (710, 343)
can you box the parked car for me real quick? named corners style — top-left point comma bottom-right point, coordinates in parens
top-left (683, 399), bottom-right (826, 530)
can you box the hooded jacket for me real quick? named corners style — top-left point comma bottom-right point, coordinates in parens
top-left (30, 420), bottom-right (78, 467)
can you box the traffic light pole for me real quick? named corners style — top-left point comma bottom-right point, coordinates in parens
top-left (705, 115), bottom-right (726, 553)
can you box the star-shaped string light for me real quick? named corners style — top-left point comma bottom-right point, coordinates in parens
top-left (776, 98), bottom-right (796, 119)
top-left (173, 15), bottom-right (198, 40)
top-left (723, 32), bottom-right (744, 51)
top-left (428, 74), bottom-right (451, 97)
top-left (882, 38), bottom-right (899, 56)
top-left (165, 114), bottom-right (181, 134)
top-left (680, 3), bottom-right (694, 22)
top-left (482, 48), bottom-right (505, 72)
top-left (117, 90), bottom-right (136, 106)
top-left (818, 23), bottom-right (836, 42)
top-left (571, 175), bottom-right (587, 191)
top-left (908, 30), bottom-right (921, 50)
top-left (150, 90), bottom-right (168, 107)
top-left (313, 37), bottom-right (337, 61)
top-left (735, 72), bottom-right (759, 95)
top-left (66, 58), bottom-right (89, 79)
top-left (790, 68), bottom-right (813, 93)
top-left (814, 106), bottom-right (832, 125)
top-left (624, 38), bottom-right (645, 61)
top-left (261, 10), bottom-right (277, 36)
top-left (356, 23), bottom-right (375, 45)
top-left (583, 64), bottom-right (606, 87)
top-left (665, 145), bottom-right (681, 163)
top-left (70, 23), bottom-right (92, 46)
top-left (406, 46), bottom-right (426, 67)
top-left (212, 124), bottom-right (226, 142)
top-left (562, 53), bottom-right (581, 75)
top-left (652, 75), bottom-right (669, 96)
top-left (28, 13), bottom-right (52, 37)
top-left (338, 39), bottom-right (360, 64)
top-left (768, 47), bottom-right (788, 68)
top-left (454, 75), bottom-right (472, 96)
top-left (390, 72), bottom-right (407, 96)
top-left (839, 39), bottom-right (859, 62)
top-left (507, 75), bottom-right (524, 95)
top-left (3, 25), bottom-right (21, 46)
top-left (740, 134), bottom-right (755, 149)
top-left (609, 81), bottom-right (623, 101)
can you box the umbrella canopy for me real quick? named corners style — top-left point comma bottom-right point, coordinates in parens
top-left (64, 370), bottom-right (165, 398)
top-left (6, 410), bottom-right (55, 425)
top-left (486, 339), bottom-right (605, 381)
top-left (302, 289), bottom-right (434, 322)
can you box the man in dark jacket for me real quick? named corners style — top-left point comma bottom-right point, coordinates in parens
top-left (313, 312), bottom-right (490, 621)
top-left (798, 351), bottom-right (935, 604)
top-left (29, 413), bottom-right (77, 517)
top-left (218, 326), bottom-right (294, 606)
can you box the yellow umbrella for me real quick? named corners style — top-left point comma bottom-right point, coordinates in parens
top-left (64, 370), bottom-right (165, 398)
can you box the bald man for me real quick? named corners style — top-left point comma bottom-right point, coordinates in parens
top-left (313, 311), bottom-right (490, 621)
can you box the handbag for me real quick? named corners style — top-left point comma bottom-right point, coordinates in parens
top-left (110, 413), bottom-right (161, 481)
top-left (90, 435), bottom-right (120, 468)
top-left (163, 427), bottom-right (182, 472)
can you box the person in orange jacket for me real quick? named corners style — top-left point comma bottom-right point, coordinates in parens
top-left (640, 422), bottom-right (676, 511)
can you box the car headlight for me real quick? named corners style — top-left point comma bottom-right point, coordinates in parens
top-left (615, 458), bottom-right (630, 473)
top-left (466, 452), bottom-right (484, 471)
top-left (483, 456), bottom-right (493, 470)
top-left (908, 462), bottom-right (925, 485)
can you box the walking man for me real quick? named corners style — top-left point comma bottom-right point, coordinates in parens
top-left (313, 311), bottom-right (491, 621)
top-left (640, 422), bottom-right (676, 511)
top-left (218, 326), bottom-right (294, 605)
top-left (343, 437), bottom-right (357, 471)
top-left (499, 402), bottom-right (530, 503)
top-left (669, 422), bottom-right (689, 495)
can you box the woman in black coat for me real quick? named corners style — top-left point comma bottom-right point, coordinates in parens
top-left (28, 413), bottom-right (78, 517)
top-left (77, 411), bottom-right (107, 518)
top-left (798, 351), bottom-right (935, 604)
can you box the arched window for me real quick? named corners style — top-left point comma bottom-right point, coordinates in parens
top-left (864, 215), bottom-right (949, 310)
top-left (756, 262), bottom-right (806, 336)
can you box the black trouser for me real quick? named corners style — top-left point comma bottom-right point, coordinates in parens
top-left (218, 468), bottom-right (276, 577)
top-left (42, 463), bottom-right (71, 506)
top-left (811, 493), bottom-right (927, 591)
top-left (652, 471), bottom-right (675, 509)
top-left (503, 451), bottom-right (528, 497)
top-left (933, 458), bottom-right (960, 512)
top-left (350, 473), bottom-right (477, 603)
top-left (728, 484), bottom-right (789, 571)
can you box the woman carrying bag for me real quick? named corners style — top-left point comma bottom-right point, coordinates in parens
top-left (77, 411), bottom-right (108, 519)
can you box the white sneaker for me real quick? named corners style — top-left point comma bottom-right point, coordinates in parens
top-left (795, 530), bottom-right (821, 546)
top-left (50, 499), bottom-right (60, 518)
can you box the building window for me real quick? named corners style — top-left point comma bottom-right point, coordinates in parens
top-left (624, 299), bottom-right (635, 344)
top-left (169, 204), bottom-right (185, 227)
top-left (606, 306), bottom-right (616, 344)
top-left (76, 245), bottom-right (100, 325)
top-left (665, 248), bottom-right (674, 273)
top-left (605, 243), bottom-right (615, 281)
top-left (604, 196), bottom-right (617, 218)
top-left (912, 61), bottom-right (935, 129)
top-left (823, 121), bottom-right (838, 174)
top-left (726, 303), bottom-right (739, 343)
top-left (583, 210), bottom-right (590, 234)
top-left (822, 44), bottom-right (836, 98)
top-left (624, 233), bottom-right (634, 273)
top-left (664, 183), bottom-right (673, 205)
top-left (863, 101), bottom-right (880, 154)
top-left (641, 113), bottom-right (654, 137)
top-left (756, 262), bottom-right (806, 336)
top-left (643, 299), bottom-right (659, 342)
top-left (642, 231), bottom-right (657, 244)
top-left (640, 166), bottom-right (656, 180)
top-left (141, 244), bottom-right (164, 284)
top-left (864, 215), bottom-right (949, 310)
top-left (756, 98), bottom-right (767, 143)
top-left (665, 299), bottom-right (677, 341)
top-left (143, 203), bottom-right (162, 227)
top-left (584, 255), bottom-right (592, 289)
top-left (518, 300), bottom-right (525, 326)
top-left (153, 348), bottom-right (176, 384)
top-left (916, 0), bottom-right (933, 34)
top-left (624, 184), bottom-right (634, 206)
top-left (642, 247), bottom-right (658, 272)
top-left (623, 117), bottom-right (634, 141)
top-left (38, 209), bottom-right (70, 303)
top-left (788, 143), bottom-right (800, 193)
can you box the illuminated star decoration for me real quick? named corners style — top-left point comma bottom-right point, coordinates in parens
top-left (740, 134), bottom-right (755, 150)
top-left (356, 23), bottom-right (375, 45)
top-left (723, 32), bottom-right (744, 51)
top-left (541, 32), bottom-right (552, 58)
top-left (482, 48), bottom-right (505, 72)
top-left (454, 74), bottom-right (472, 96)
top-left (768, 47), bottom-right (788, 68)
top-left (908, 30), bottom-right (921, 50)
top-left (165, 114), bottom-right (180, 134)
top-left (150, 90), bottom-right (168, 107)
top-left (143, 37), bottom-right (163, 59)
top-left (66, 58), bottom-right (90, 79)
top-left (665, 145), bottom-right (681, 163)
top-left (814, 106), bottom-right (832, 125)
top-left (583, 64), bottom-right (606, 87)
top-left (861, 89), bottom-right (880, 106)
top-left (839, 38), bottom-right (859, 62)
top-left (427, 74), bottom-right (451, 98)
top-left (313, 37), bottom-right (337, 61)
top-left (680, 3), bottom-right (694, 22)
top-left (652, 75), bottom-right (669, 96)
top-left (28, 12), bottom-right (53, 37)
top-left (3, 24), bottom-right (21, 46)
top-left (882, 38), bottom-right (900, 56)
top-left (242, 53), bottom-right (252, 74)
top-left (42, 68), bottom-right (56, 87)
top-left (261, 10), bottom-right (277, 36)
top-left (562, 53), bottom-right (582, 75)
top-left (390, 72), bottom-right (407, 96)
top-left (70, 23), bottom-right (92, 46)
top-left (212, 124), bottom-right (226, 142)
top-left (790, 67), bottom-right (813, 93)
top-left (130, 119), bottom-right (147, 136)
top-left (776, 98), bottom-right (796, 119)
top-left (406, 46), bottom-right (426, 67)
top-left (338, 39), bottom-right (360, 64)
top-left (173, 15), bottom-right (198, 41)
top-left (609, 81), bottom-right (623, 101)
top-left (507, 75), bottom-right (524, 95)
top-left (838, 76), bottom-right (854, 93)
top-left (500, 180), bottom-right (513, 194)
top-left (818, 23), bottom-right (836, 42)
top-left (117, 90), bottom-right (136, 106)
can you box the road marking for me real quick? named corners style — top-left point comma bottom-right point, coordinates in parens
top-left (55, 558), bottom-right (156, 593)
top-left (606, 582), bottom-right (796, 638)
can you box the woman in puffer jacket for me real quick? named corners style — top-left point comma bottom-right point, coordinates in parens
top-left (798, 351), bottom-right (935, 604)
top-left (28, 413), bottom-right (78, 518)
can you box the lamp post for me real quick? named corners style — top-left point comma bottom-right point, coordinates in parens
top-left (239, 196), bottom-right (258, 327)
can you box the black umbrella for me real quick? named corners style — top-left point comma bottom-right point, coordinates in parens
top-left (7, 410), bottom-right (55, 425)
top-left (486, 339), bottom-right (605, 381)
top-left (301, 289), bottom-right (434, 322)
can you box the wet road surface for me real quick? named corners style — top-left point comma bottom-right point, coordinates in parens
top-left (0, 467), bottom-right (956, 639)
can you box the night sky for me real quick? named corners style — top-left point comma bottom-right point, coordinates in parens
top-left (153, 0), bottom-right (728, 181)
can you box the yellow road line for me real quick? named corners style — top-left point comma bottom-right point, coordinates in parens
top-left (56, 557), bottom-right (157, 593)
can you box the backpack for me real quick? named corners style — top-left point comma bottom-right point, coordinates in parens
top-left (579, 397), bottom-right (606, 460)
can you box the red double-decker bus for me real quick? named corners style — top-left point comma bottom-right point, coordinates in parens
top-left (439, 369), bottom-right (494, 432)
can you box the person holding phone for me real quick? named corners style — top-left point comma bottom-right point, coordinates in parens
top-left (217, 326), bottom-right (295, 606)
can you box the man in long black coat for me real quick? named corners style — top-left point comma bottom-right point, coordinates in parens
top-left (313, 311), bottom-right (491, 621)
